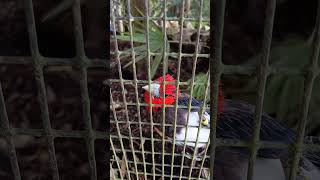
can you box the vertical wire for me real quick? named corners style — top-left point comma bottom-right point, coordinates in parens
top-left (161, 0), bottom-right (168, 179)
top-left (170, 0), bottom-right (186, 179)
top-left (246, 0), bottom-right (276, 179)
top-left (209, 0), bottom-right (226, 179)
top-left (0, 83), bottom-right (21, 180)
top-left (143, 0), bottom-right (156, 179)
top-left (176, 0), bottom-right (205, 179)
top-left (125, 0), bottom-right (147, 179)
top-left (110, 136), bottom-right (125, 180)
top-left (110, 88), bottom-right (131, 179)
top-left (187, 72), bottom-right (210, 180)
top-left (197, 138), bottom-right (210, 180)
top-left (23, 0), bottom-right (59, 179)
top-left (72, 0), bottom-right (97, 179)
top-left (289, 0), bottom-right (320, 179)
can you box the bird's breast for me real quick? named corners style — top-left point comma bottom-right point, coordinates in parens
top-left (175, 126), bottom-right (210, 148)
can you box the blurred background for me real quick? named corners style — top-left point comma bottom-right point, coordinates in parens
top-left (0, 0), bottom-right (107, 179)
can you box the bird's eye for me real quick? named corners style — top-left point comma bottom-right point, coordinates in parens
top-left (201, 118), bottom-right (209, 126)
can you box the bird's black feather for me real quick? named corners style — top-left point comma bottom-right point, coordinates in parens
top-left (217, 100), bottom-right (296, 143)
top-left (216, 100), bottom-right (320, 169)
top-left (177, 93), bottom-right (209, 113)
top-left (216, 100), bottom-right (296, 158)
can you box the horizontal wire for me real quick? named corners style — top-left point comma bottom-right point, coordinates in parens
top-left (0, 128), bottom-right (107, 139)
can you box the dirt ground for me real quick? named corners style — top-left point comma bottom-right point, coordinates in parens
top-left (0, 0), bottom-right (107, 179)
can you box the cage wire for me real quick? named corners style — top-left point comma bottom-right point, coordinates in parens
top-left (110, 0), bottom-right (211, 179)
top-left (0, 0), bottom-right (107, 180)
top-left (110, 0), bottom-right (320, 180)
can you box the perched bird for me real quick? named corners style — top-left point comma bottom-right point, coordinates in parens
top-left (142, 74), bottom-right (220, 149)
top-left (142, 74), bottom-right (320, 180)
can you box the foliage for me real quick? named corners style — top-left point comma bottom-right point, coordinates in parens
top-left (189, 0), bottom-right (210, 19)
top-left (236, 37), bottom-right (320, 135)
top-left (116, 16), bottom-right (170, 78)
top-left (188, 72), bottom-right (210, 103)
top-left (166, 0), bottom-right (210, 19)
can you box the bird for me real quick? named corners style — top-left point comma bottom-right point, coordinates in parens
top-left (142, 73), bottom-right (320, 180)
top-left (142, 74), bottom-right (219, 150)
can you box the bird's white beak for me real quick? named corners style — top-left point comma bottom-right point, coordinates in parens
top-left (142, 85), bottom-right (149, 91)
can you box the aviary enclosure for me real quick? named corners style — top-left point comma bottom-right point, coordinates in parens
top-left (110, 0), bottom-right (320, 180)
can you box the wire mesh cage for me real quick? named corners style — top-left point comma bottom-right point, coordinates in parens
top-left (110, 0), bottom-right (320, 180)
top-left (110, 0), bottom-right (211, 179)
top-left (0, 0), bottom-right (107, 179)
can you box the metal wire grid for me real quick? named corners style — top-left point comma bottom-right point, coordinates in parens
top-left (0, 0), bottom-right (107, 180)
top-left (110, 0), bottom-right (211, 179)
top-left (110, 0), bottom-right (320, 180)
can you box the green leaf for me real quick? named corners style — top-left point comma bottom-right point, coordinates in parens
top-left (116, 33), bottom-right (146, 43)
top-left (188, 73), bottom-right (209, 101)
top-left (122, 53), bottom-right (148, 69)
top-left (150, 55), bottom-right (162, 78)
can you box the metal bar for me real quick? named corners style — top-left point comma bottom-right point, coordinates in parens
top-left (0, 128), bottom-right (107, 139)
top-left (0, 83), bottom-right (21, 180)
top-left (72, 1), bottom-right (97, 179)
top-left (209, 1), bottom-right (226, 179)
top-left (23, 0), bottom-right (60, 179)
top-left (161, 0), bottom-right (168, 178)
top-left (246, 0), bottom-right (276, 179)
top-left (1, 55), bottom-right (313, 77)
top-left (143, 0), bottom-right (156, 179)
top-left (0, 56), bottom-right (106, 67)
top-left (168, 0), bottom-right (186, 176)
top-left (289, 0), bottom-right (320, 179)
top-left (124, 0), bottom-right (145, 179)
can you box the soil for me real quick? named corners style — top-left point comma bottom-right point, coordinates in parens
top-left (0, 0), bottom-right (107, 179)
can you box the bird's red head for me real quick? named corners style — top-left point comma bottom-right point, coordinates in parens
top-left (143, 74), bottom-right (180, 112)
top-left (155, 74), bottom-right (180, 97)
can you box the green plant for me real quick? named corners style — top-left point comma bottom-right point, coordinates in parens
top-left (188, 71), bottom-right (210, 102)
top-left (116, 14), bottom-right (170, 78)
top-left (116, 21), bottom-right (170, 78)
